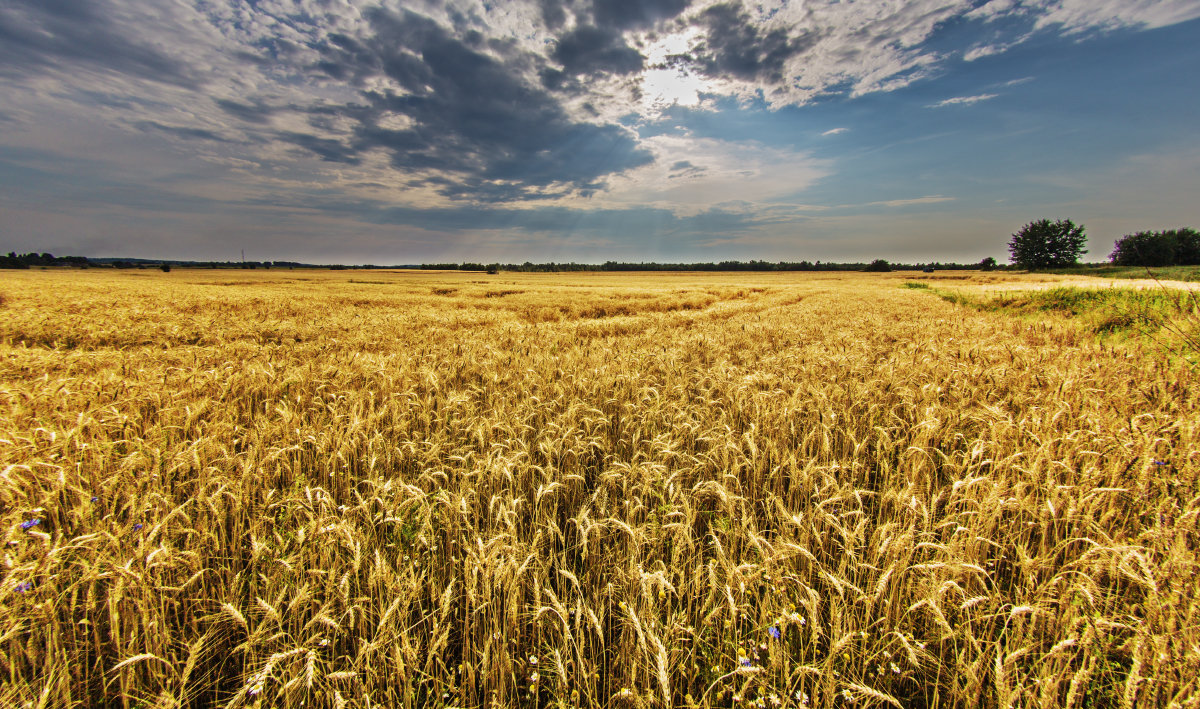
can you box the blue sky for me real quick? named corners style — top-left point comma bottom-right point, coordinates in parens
top-left (1, 0), bottom-right (1198, 264)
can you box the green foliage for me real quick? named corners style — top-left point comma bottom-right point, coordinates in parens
top-left (1040, 264), bottom-right (1200, 282)
top-left (1110, 227), bottom-right (1200, 266)
top-left (1008, 219), bottom-right (1087, 269)
top-left (902, 282), bottom-right (929, 289)
top-left (863, 258), bottom-right (891, 272)
top-left (979, 256), bottom-right (998, 271)
top-left (986, 287), bottom-right (1200, 356)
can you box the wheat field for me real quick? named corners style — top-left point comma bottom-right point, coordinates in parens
top-left (1, 268), bottom-right (1196, 708)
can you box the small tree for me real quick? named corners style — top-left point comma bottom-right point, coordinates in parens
top-left (978, 256), bottom-right (997, 271)
top-left (1008, 219), bottom-right (1087, 269)
top-left (863, 259), bottom-right (891, 272)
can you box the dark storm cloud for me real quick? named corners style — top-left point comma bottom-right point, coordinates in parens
top-left (537, 0), bottom-right (691, 86)
top-left (552, 25), bottom-right (643, 76)
top-left (279, 131), bottom-right (361, 165)
top-left (0, 0), bottom-right (194, 85)
top-left (537, 0), bottom-right (569, 30)
top-left (689, 2), bottom-right (815, 83)
top-left (533, 0), bottom-right (692, 31)
top-left (135, 121), bottom-right (233, 143)
top-left (302, 7), bottom-right (652, 201)
top-left (590, 0), bottom-right (694, 30)
top-left (214, 99), bottom-right (280, 125)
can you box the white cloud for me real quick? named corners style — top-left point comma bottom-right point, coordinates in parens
top-left (966, 0), bottom-right (1020, 22)
top-left (1032, 0), bottom-right (1200, 33)
top-left (963, 44), bottom-right (1009, 61)
top-left (864, 195), bottom-right (955, 208)
top-left (659, 0), bottom-right (1200, 107)
top-left (822, 127), bottom-right (848, 136)
top-left (927, 93), bottom-right (1000, 108)
top-left (599, 135), bottom-right (832, 214)
top-left (744, 0), bottom-right (973, 104)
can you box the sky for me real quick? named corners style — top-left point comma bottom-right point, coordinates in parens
top-left (1, 0), bottom-right (1199, 265)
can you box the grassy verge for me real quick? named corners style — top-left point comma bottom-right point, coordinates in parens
top-left (912, 282), bottom-right (1200, 361)
top-left (1041, 264), bottom-right (1200, 282)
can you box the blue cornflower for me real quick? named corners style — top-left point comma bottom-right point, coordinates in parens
top-left (1152, 460), bottom-right (1169, 466)
top-left (20, 518), bottom-right (41, 531)
top-left (768, 626), bottom-right (781, 640)
top-left (14, 581), bottom-right (33, 593)
top-left (739, 657), bottom-right (753, 667)
top-left (132, 523), bottom-right (144, 532)
top-left (91, 496), bottom-right (99, 503)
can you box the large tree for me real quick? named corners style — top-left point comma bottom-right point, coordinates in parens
top-left (1008, 219), bottom-right (1087, 269)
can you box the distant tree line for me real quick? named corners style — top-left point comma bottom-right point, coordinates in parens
top-left (424, 259), bottom-right (1003, 273)
top-left (3, 253), bottom-right (1010, 273)
top-left (1109, 228), bottom-right (1200, 267)
top-left (1, 252), bottom-right (90, 268)
top-left (0, 255), bottom-right (379, 272)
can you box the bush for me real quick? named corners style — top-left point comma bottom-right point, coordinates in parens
top-left (864, 259), bottom-right (891, 272)
top-left (1009, 219), bottom-right (1087, 269)
top-left (979, 257), bottom-right (997, 271)
top-left (1110, 228), bottom-right (1200, 267)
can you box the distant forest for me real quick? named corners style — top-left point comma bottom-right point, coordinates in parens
top-left (2, 252), bottom-right (1001, 272)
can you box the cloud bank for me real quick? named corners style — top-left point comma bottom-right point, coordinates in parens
top-left (1, 0), bottom-right (1197, 260)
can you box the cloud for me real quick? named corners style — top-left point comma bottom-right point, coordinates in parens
top-left (965, 0), bottom-right (1021, 23)
top-left (963, 44), bottom-right (1011, 62)
top-left (965, 0), bottom-right (1200, 33)
top-left (688, 2), bottom-right (816, 84)
top-left (300, 7), bottom-right (653, 201)
top-left (135, 121), bottom-right (235, 143)
top-left (863, 195), bottom-right (955, 208)
top-left (602, 135), bottom-right (831, 212)
top-left (551, 24), bottom-right (644, 77)
top-left (278, 131), bottom-right (361, 165)
top-left (590, 0), bottom-right (695, 30)
top-left (1, 0), bottom-right (1197, 230)
top-left (1031, 0), bottom-right (1200, 33)
top-left (927, 93), bottom-right (999, 108)
top-left (668, 160), bottom-right (707, 178)
top-left (0, 0), bottom-right (196, 86)
top-left (245, 188), bottom-right (777, 238)
top-left (214, 99), bottom-right (280, 125)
